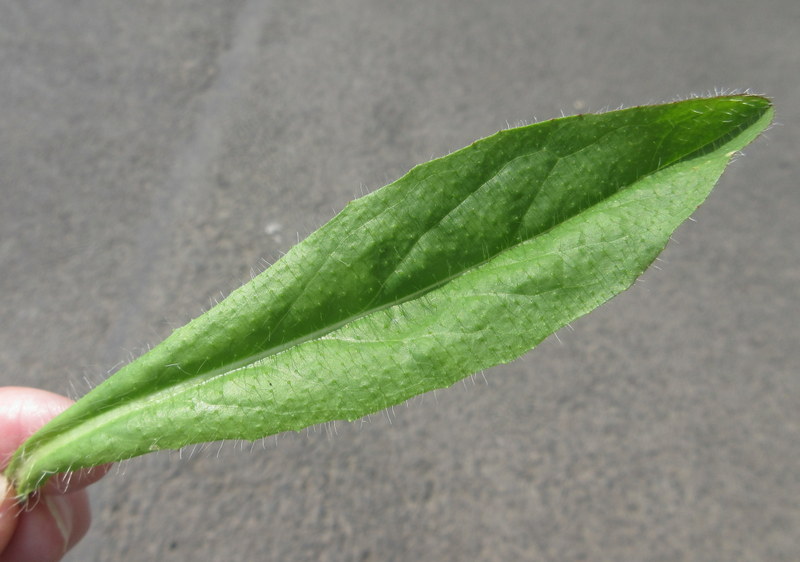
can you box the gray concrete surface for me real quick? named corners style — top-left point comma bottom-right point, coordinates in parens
top-left (1, 0), bottom-right (798, 560)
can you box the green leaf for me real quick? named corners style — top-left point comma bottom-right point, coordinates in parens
top-left (5, 95), bottom-right (772, 496)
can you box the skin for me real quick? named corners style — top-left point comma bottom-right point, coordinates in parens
top-left (0, 387), bottom-right (109, 562)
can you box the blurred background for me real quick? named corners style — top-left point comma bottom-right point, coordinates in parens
top-left (1, 1), bottom-right (797, 560)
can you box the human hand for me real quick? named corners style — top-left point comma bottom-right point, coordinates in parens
top-left (0, 387), bottom-right (109, 561)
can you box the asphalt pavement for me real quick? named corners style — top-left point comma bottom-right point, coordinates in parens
top-left (1, 1), bottom-right (798, 560)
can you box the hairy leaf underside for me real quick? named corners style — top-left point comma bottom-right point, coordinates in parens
top-left (5, 95), bottom-right (773, 496)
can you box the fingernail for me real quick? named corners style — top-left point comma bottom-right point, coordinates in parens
top-left (0, 472), bottom-right (17, 515)
top-left (0, 473), bottom-right (21, 551)
top-left (0, 472), bottom-right (10, 504)
top-left (44, 494), bottom-right (73, 552)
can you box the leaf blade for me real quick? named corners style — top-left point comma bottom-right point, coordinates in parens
top-left (6, 95), bottom-right (773, 495)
